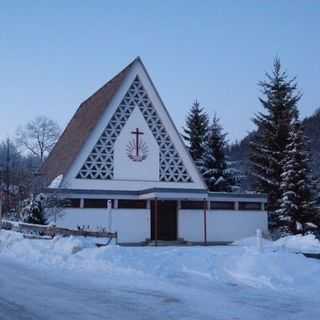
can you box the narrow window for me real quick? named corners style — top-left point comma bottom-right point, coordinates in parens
top-left (180, 201), bottom-right (205, 210)
top-left (238, 202), bottom-right (262, 211)
top-left (117, 200), bottom-right (147, 209)
top-left (66, 198), bottom-right (81, 208)
top-left (83, 199), bottom-right (114, 208)
top-left (210, 201), bottom-right (235, 210)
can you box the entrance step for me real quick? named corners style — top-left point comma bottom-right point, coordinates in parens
top-left (146, 239), bottom-right (187, 246)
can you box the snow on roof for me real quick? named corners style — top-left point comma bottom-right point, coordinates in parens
top-left (48, 175), bottom-right (63, 189)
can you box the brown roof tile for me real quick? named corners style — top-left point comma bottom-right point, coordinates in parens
top-left (40, 58), bottom-right (137, 184)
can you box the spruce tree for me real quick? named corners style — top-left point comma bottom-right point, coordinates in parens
top-left (22, 194), bottom-right (47, 225)
top-left (202, 115), bottom-right (237, 192)
top-left (277, 118), bottom-right (320, 235)
top-left (183, 100), bottom-right (209, 165)
top-left (250, 58), bottom-right (300, 229)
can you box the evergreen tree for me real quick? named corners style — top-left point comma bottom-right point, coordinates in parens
top-left (202, 115), bottom-right (237, 192)
top-left (277, 118), bottom-right (320, 235)
top-left (250, 58), bottom-right (300, 229)
top-left (22, 194), bottom-right (47, 225)
top-left (182, 100), bottom-right (209, 165)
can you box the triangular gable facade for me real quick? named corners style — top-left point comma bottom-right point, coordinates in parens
top-left (41, 58), bottom-right (269, 245)
top-left (45, 58), bottom-right (206, 191)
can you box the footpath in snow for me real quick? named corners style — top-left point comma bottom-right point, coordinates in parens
top-left (1, 230), bottom-right (320, 319)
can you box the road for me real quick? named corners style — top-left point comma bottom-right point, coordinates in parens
top-left (1, 255), bottom-right (319, 320)
top-left (0, 258), bottom-right (198, 320)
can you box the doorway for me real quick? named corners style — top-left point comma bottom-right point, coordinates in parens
top-left (151, 200), bottom-right (177, 241)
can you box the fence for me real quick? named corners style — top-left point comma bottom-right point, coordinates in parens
top-left (0, 220), bottom-right (117, 240)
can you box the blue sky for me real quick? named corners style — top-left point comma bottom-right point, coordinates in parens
top-left (1, 1), bottom-right (319, 142)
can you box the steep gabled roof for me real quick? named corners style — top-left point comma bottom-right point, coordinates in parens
top-left (40, 58), bottom-right (137, 183)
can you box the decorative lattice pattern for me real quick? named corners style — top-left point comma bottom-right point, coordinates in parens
top-left (77, 77), bottom-right (192, 182)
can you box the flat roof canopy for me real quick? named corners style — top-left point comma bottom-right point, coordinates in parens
top-left (44, 187), bottom-right (267, 202)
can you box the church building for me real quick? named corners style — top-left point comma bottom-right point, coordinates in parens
top-left (41, 57), bottom-right (268, 244)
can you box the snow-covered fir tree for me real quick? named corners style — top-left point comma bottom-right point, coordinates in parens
top-left (182, 100), bottom-right (209, 166)
top-left (21, 193), bottom-right (47, 225)
top-left (277, 118), bottom-right (320, 235)
top-left (250, 58), bottom-right (300, 229)
top-left (202, 115), bottom-right (237, 192)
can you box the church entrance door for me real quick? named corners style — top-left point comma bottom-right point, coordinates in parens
top-left (151, 200), bottom-right (177, 241)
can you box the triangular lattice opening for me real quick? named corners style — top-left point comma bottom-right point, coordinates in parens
top-left (77, 77), bottom-right (192, 182)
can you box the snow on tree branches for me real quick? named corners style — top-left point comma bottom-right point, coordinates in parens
top-left (277, 118), bottom-right (320, 235)
top-left (201, 115), bottom-right (238, 192)
top-left (21, 193), bottom-right (47, 225)
top-left (250, 58), bottom-right (301, 229)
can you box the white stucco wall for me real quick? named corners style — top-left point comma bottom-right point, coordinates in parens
top-left (114, 106), bottom-right (159, 181)
top-left (55, 208), bottom-right (150, 243)
top-left (178, 210), bottom-right (205, 242)
top-left (179, 210), bottom-right (268, 242)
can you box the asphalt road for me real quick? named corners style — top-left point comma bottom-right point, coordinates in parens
top-left (0, 258), bottom-right (197, 320)
top-left (1, 256), bottom-right (319, 320)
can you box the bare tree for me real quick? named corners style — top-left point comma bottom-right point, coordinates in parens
top-left (16, 116), bottom-right (60, 162)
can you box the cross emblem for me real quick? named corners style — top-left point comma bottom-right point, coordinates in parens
top-left (131, 128), bottom-right (144, 157)
top-left (126, 128), bottom-right (148, 162)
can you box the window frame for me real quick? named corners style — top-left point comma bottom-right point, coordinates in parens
top-left (210, 201), bottom-right (235, 210)
top-left (83, 199), bottom-right (114, 209)
top-left (238, 202), bottom-right (262, 211)
top-left (117, 199), bottom-right (147, 209)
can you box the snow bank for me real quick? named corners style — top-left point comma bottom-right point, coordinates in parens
top-left (1, 230), bottom-right (320, 294)
top-left (221, 248), bottom-right (320, 292)
top-left (233, 236), bottom-right (273, 248)
top-left (233, 234), bottom-right (320, 253)
top-left (274, 234), bottom-right (320, 253)
top-left (0, 230), bottom-right (111, 267)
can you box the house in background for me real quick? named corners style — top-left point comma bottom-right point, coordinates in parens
top-left (41, 57), bottom-right (268, 244)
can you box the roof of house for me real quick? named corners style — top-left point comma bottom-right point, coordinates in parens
top-left (40, 57), bottom-right (138, 183)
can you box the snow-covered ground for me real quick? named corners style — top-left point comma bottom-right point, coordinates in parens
top-left (1, 230), bottom-right (320, 319)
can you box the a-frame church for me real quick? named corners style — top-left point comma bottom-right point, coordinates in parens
top-left (41, 57), bottom-right (268, 244)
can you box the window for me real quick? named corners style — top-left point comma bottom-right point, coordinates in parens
top-left (83, 199), bottom-right (114, 209)
top-left (118, 200), bottom-right (147, 209)
top-left (66, 198), bottom-right (81, 208)
top-left (180, 201), bottom-right (206, 210)
top-left (239, 202), bottom-right (262, 211)
top-left (210, 201), bottom-right (235, 210)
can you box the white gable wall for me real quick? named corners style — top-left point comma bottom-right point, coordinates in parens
top-left (113, 106), bottom-right (159, 181)
top-left (62, 59), bottom-right (206, 191)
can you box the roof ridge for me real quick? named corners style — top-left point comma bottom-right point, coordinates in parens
top-left (79, 57), bottom-right (138, 109)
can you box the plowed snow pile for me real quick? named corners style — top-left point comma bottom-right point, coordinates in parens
top-left (1, 230), bottom-right (320, 294)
